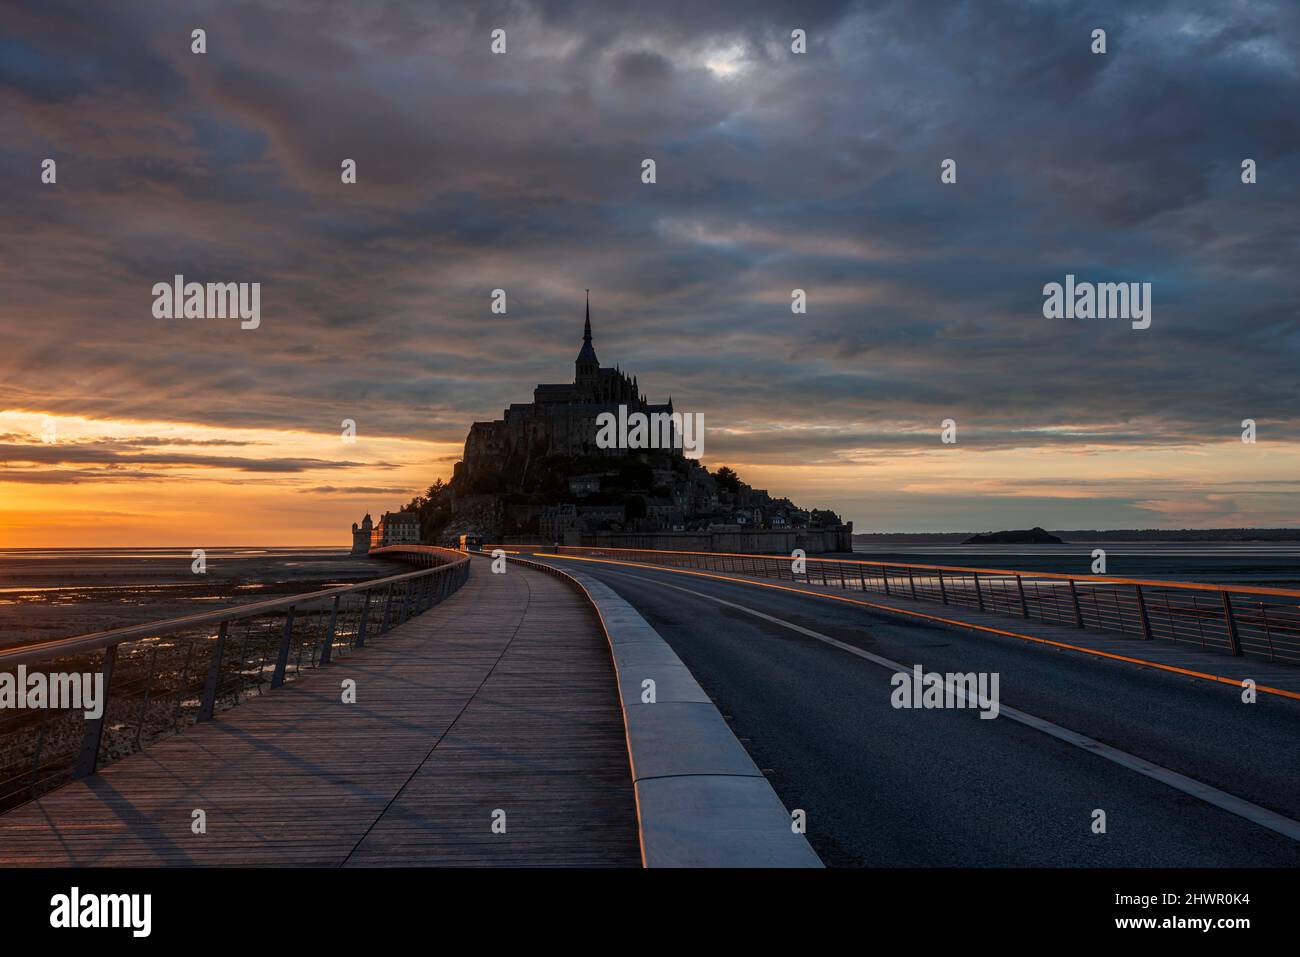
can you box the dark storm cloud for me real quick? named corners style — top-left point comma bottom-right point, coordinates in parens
top-left (1, 0), bottom-right (1297, 466)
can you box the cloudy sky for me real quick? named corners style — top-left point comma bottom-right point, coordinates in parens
top-left (2, 0), bottom-right (1298, 546)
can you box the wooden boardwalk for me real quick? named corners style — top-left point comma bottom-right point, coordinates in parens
top-left (0, 562), bottom-right (641, 867)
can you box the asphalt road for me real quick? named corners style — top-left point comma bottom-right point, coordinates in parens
top-left (549, 557), bottom-right (1300, 867)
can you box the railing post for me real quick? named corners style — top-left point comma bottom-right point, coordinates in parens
top-left (28, 708), bottom-right (50, 799)
top-left (380, 583), bottom-right (395, 634)
top-left (859, 566), bottom-right (867, 593)
top-left (271, 606), bottom-right (295, 688)
top-left (1222, 592), bottom-right (1243, 656)
top-left (1134, 584), bottom-right (1153, 640)
top-left (320, 595), bottom-right (340, 664)
top-left (1068, 580), bottom-right (1084, 628)
top-left (938, 571), bottom-right (947, 605)
top-left (198, 621), bottom-right (228, 721)
top-left (1017, 575), bottom-right (1029, 618)
top-left (882, 567), bottom-right (891, 596)
top-left (973, 573), bottom-right (984, 611)
top-left (74, 645), bottom-right (117, 778)
top-left (171, 639), bottom-right (196, 727)
top-left (907, 568), bottom-right (917, 600)
top-left (356, 590), bottom-right (371, 647)
top-left (838, 563), bottom-right (846, 589)
top-left (1258, 602), bottom-right (1276, 659)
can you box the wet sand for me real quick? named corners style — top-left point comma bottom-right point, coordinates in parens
top-left (0, 549), bottom-right (404, 649)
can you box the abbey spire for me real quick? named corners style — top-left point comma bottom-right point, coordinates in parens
top-left (576, 289), bottom-right (599, 383)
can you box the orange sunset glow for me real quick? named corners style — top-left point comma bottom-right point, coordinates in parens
top-left (5, 407), bottom-right (1299, 547)
top-left (0, 410), bottom-right (458, 548)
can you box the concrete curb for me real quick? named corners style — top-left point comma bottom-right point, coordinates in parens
top-left (504, 553), bottom-right (822, 868)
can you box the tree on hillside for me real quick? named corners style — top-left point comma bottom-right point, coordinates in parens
top-left (400, 478), bottom-right (452, 543)
top-left (713, 466), bottom-right (741, 494)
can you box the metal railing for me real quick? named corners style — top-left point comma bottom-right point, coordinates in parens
top-left (0, 545), bottom-right (468, 813)
top-left (546, 545), bottom-right (1300, 667)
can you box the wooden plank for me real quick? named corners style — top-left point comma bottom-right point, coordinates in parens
top-left (0, 565), bottom-right (640, 867)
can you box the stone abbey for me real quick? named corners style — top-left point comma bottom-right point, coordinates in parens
top-left (454, 294), bottom-right (681, 485)
top-left (352, 295), bottom-right (851, 552)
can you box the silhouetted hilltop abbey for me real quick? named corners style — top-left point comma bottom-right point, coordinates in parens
top-left (393, 296), bottom-right (852, 551)
top-left (454, 293), bottom-right (678, 484)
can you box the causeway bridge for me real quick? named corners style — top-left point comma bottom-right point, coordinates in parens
top-left (2, 544), bottom-right (1299, 867)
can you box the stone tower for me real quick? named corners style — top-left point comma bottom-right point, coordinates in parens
top-left (350, 512), bottom-right (372, 555)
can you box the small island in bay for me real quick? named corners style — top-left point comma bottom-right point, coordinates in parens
top-left (963, 527), bottom-right (1065, 545)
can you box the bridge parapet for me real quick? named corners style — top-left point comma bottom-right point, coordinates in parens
top-left (546, 546), bottom-right (1300, 666)
top-left (0, 546), bottom-right (468, 813)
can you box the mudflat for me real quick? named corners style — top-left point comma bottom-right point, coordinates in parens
top-left (0, 548), bottom-right (401, 649)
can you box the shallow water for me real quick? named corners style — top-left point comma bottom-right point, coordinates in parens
top-left (849, 542), bottom-right (1300, 587)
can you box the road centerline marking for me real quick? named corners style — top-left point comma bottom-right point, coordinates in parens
top-left (532, 553), bottom-right (1300, 702)
top-left (612, 569), bottom-right (1300, 845)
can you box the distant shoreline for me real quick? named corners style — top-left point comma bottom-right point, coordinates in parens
top-left (855, 528), bottom-right (1300, 544)
top-left (0, 545), bottom-right (352, 554)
